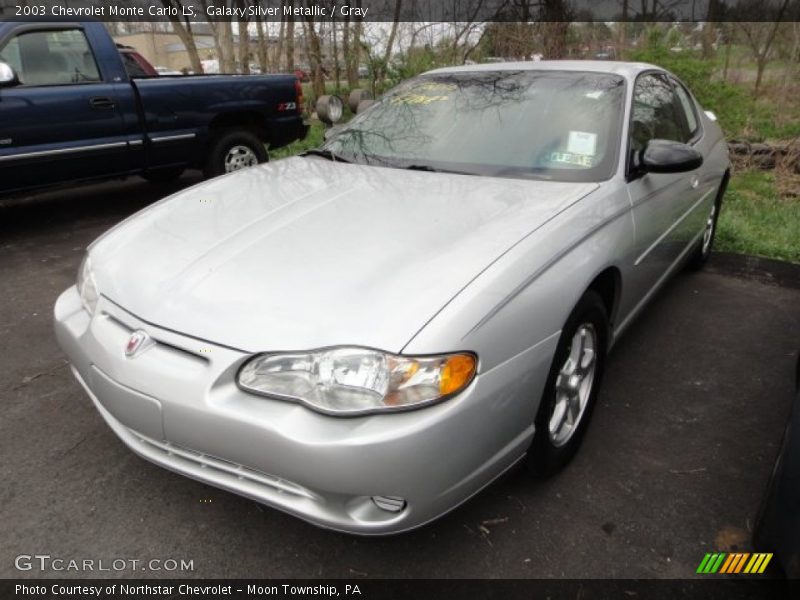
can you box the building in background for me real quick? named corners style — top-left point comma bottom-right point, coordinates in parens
top-left (113, 29), bottom-right (218, 73)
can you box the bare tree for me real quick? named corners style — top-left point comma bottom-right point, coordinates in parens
top-left (618, 0), bottom-right (629, 58)
top-left (160, 0), bottom-right (203, 73)
top-left (446, 0), bottom-right (485, 64)
top-left (738, 0), bottom-right (792, 96)
top-left (331, 19), bottom-right (341, 91)
top-left (198, 0), bottom-right (235, 72)
top-left (254, 9), bottom-right (269, 72)
top-left (722, 22), bottom-right (734, 81)
top-left (350, 0), bottom-right (363, 84)
top-left (701, 0), bottom-right (722, 59)
top-left (237, 0), bottom-right (250, 74)
top-left (375, 0), bottom-right (403, 84)
top-left (540, 0), bottom-right (572, 59)
top-left (219, 20), bottom-right (236, 72)
top-left (274, 12), bottom-right (286, 72)
top-left (286, 3), bottom-right (296, 72)
top-left (777, 21), bottom-right (800, 113)
top-left (302, 4), bottom-right (325, 98)
top-left (342, 14), bottom-right (354, 86)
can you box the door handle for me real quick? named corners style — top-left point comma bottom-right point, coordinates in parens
top-left (89, 96), bottom-right (116, 110)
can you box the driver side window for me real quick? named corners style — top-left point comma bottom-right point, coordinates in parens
top-left (0, 29), bottom-right (101, 86)
top-left (631, 73), bottom-right (687, 153)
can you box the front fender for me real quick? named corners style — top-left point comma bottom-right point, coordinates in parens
top-left (403, 182), bottom-right (634, 373)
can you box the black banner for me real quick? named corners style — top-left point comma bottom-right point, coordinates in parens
top-left (0, 0), bottom-right (799, 23)
top-left (2, 579), bottom-right (799, 600)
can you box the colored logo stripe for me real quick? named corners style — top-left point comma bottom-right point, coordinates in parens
top-left (697, 553), bottom-right (726, 573)
top-left (698, 553), bottom-right (773, 574)
top-left (723, 553), bottom-right (748, 573)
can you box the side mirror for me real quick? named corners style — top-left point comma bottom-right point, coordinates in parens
top-left (0, 62), bottom-right (19, 87)
top-left (639, 139), bottom-right (703, 174)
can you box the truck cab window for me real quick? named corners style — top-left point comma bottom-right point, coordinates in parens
top-left (0, 29), bottom-right (101, 86)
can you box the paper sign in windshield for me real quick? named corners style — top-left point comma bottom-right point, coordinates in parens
top-left (567, 131), bottom-right (597, 156)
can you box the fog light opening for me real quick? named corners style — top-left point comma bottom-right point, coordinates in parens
top-left (371, 496), bottom-right (406, 513)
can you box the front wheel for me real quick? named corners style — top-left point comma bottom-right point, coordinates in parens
top-left (526, 290), bottom-right (609, 478)
top-left (204, 129), bottom-right (268, 179)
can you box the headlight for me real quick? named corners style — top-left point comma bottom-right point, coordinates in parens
top-left (237, 347), bottom-right (477, 415)
top-left (77, 255), bottom-right (99, 315)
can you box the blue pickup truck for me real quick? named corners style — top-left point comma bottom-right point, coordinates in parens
top-left (0, 20), bottom-right (307, 195)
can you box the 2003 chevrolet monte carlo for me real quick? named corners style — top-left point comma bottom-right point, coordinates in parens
top-left (55, 61), bottom-right (730, 534)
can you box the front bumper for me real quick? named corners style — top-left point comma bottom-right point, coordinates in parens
top-left (54, 286), bottom-right (552, 534)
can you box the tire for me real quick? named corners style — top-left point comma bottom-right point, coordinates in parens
top-left (526, 290), bottom-right (609, 478)
top-left (143, 167), bottom-right (184, 183)
top-left (686, 175), bottom-right (727, 271)
top-left (203, 129), bottom-right (268, 179)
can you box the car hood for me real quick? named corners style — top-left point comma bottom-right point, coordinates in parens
top-left (91, 157), bottom-right (597, 352)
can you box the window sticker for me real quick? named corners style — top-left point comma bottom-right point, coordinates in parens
top-left (567, 131), bottom-right (597, 156)
top-left (548, 152), bottom-right (594, 167)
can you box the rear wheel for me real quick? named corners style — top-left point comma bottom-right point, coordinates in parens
top-left (204, 129), bottom-right (268, 178)
top-left (687, 176), bottom-right (727, 271)
top-left (526, 290), bottom-right (609, 477)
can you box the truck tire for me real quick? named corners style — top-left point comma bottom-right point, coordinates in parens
top-left (204, 129), bottom-right (268, 178)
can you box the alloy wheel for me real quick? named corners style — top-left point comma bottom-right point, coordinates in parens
top-left (549, 323), bottom-right (598, 447)
top-left (702, 203), bottom-right (717, 255)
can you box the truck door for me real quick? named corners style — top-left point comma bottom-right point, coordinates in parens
top-left (0, 26), bottom-right (129, 194)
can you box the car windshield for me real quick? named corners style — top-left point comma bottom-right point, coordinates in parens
top-left (322, 70), bottom-right (626, 182)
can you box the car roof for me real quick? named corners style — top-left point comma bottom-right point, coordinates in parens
top-left (427, 60), bottom-right (662, 80)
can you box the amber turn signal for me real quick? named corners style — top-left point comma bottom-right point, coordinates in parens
top-left (439, 354), bottom-right (477, 395)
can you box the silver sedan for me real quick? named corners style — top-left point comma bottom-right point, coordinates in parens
top-left (55, 61), bottom-right (730, 534)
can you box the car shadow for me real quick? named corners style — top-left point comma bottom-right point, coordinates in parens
top-left (0, 172), bottom-right (203, 241)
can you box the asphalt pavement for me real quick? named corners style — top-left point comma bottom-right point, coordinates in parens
top-left (1, 174), bottom-right (799, 579)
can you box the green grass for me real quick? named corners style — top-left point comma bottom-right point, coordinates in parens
top-left (716, 170), bottom-right (800, 263)
top-left (269, 95), bottom-right (356, 160)
top-left (269, 119), bottom-right (326, 160)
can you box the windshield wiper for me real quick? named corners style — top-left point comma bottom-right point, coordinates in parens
top-left (405, 164), bottom-right (474, 176)
top-left (301, 149), bottom-right (351, 163)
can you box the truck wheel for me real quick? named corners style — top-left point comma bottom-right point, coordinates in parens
top-left (143, 167), bottom-right (184, 183)
top-left (204, 129), bottom-right (268, 178)
top-left (526, 290), bottom-right (608, 478)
